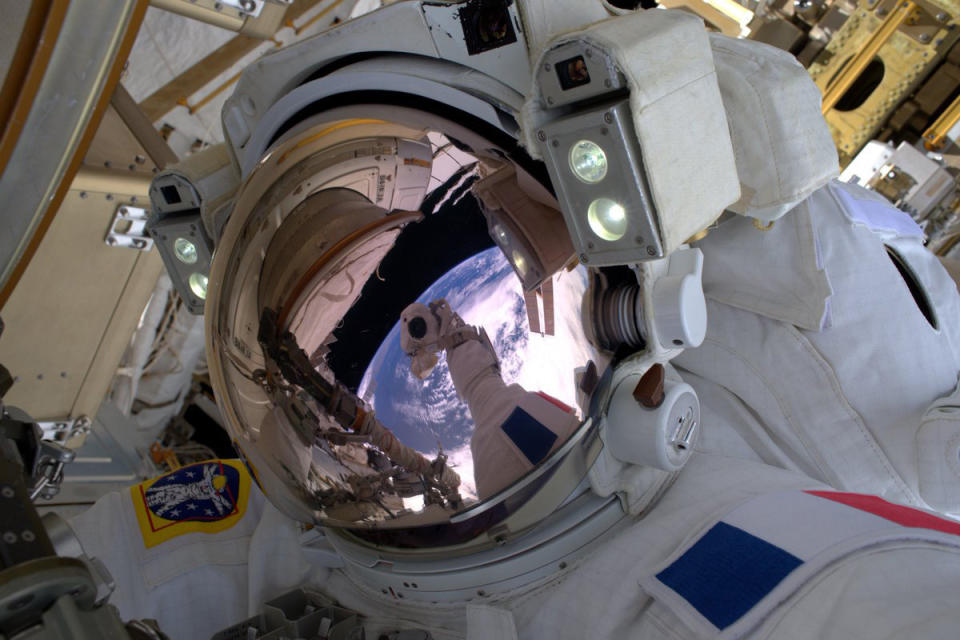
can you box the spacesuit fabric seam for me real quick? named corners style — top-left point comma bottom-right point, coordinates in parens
top-left (782, 324), bottom-right (914, 501)
top-left (698, 336), bottom-right (836, 484)
top-left (646, 604), bottom-right (692, 640)
top-left (741, 58), bottom-right (784, 198)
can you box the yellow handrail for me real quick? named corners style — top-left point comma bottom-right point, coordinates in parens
top-left (924, 93), bottom-right (960, 149)
top-left (822, 1), bottom-right (916, 114)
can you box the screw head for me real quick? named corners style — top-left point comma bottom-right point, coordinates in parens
top-left (603, 112), bottom-right (614, 124)
top-left (937, 11), bottom-right (948, 21)
top-left (1, 486), bottom-right (14, 499)
top-left (3, 531), bottom-right (17, 544)
top-left (536, 130), bottom-right (546, 142)
top-left (646, 246), bottom-right (657, 256)
top-left (920, 33), bottom-right (932, 42)
top-left (579, 253), bottom-right (589, 263)
top-left (21, 530), bottom-right (35, 542)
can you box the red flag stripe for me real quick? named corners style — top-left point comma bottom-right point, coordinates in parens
top-left (535, 391), bottom-right (575, 414)
top-left (806, 490), bottom-right (960, 537)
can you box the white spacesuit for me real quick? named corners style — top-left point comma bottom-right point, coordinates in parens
top-left (66, 3), bottom-right (960, 639)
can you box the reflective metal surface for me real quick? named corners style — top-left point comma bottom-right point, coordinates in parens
top-left (206, 113), bottom-right (609, 535)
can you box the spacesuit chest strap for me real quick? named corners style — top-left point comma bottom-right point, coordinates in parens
top-left (640, 489), bottom-right (960, 640)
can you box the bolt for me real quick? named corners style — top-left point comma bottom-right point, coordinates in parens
top-left (78, 191), bottom-right (87, 199)
top-left (937, 11), bottom-right (948, 21)
top-left (135, 154), bottom-right (146, 165)
top-left (603, 112), bottom-right (614, 124)
top-left (105, 194), bottom-right (114, 201)
top-left (552, 139), bottom-right (560, 148)
top-left (537, 130), bottom-right (546, 142)
top-left (646, 246), bottom-right (657, 256)
top-left (107, 236), bottom-right (116, 245)
top-left (240, 0), bottom-right (256, 10)
top-left (579, 253), bottom-right (589, 263)
top-left (36, 374), bottom-right (43, 381)
top-left (3, 532), bottom-right (17, 544)
top-left (543, 62), bottom-right (552, 72)
top-left (120, 207), bottom-right (128, 215)
top-left (21, 530), bottom-right (35, 543)
top-left (1, 486), bottom-right (14, 499)
top-left (920, 33), bottom-right (931, 43)
top-left (559, 561), bottom-right (568, 569)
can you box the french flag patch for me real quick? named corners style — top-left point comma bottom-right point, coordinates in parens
top-left (642, 490), bottom-right (960, 639)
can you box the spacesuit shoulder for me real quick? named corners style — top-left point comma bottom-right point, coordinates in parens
top-left (641, 488), bottom-right (960, 639)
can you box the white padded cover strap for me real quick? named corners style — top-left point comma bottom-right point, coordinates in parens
top-left (709, 34), bottom-right (839, 221)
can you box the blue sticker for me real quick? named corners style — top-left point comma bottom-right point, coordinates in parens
top-left (501, 407), bottom-right (558, 464)
top-left (656, 522), bottom-right (803, 630)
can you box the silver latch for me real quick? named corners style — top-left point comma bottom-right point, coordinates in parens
top-left (105, 205), bottom-right (153, 251)
top-left (219, 0), bottom-right (265, 17)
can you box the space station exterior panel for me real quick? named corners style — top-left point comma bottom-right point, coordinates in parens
top-left (809, 0), bottom-right (960, 165)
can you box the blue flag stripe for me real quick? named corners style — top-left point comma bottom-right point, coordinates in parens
top-left (655, 521), bottom-right (803, 630)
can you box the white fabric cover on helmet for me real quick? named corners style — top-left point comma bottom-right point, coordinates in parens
top-left (709, 34), bottom-right (839, 221)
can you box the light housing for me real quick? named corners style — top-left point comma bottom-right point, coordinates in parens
top-left (538, 98), bottom-right (663, 266)
top-left (147, 174), bottom-right (214, 315)
top-left (527, 12), bottom-right (742, 267)
top-left (473, 165), bottom-right (575, 292)
top-left (533, 41), bottom-right (663, 266)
